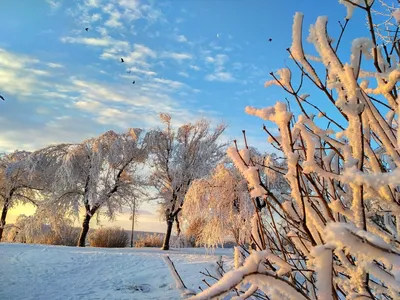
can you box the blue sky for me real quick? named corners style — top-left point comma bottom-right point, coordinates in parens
top-left (0, 0), bottom-right (372, 231)
top-left (0, 0), bottom-right (369, 152)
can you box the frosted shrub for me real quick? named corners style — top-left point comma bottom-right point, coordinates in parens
top-left (89, 227), bottom-right (128, 248)
top-left (187, 1), bottom-right (400, 299)
top-left (134, 233), bottom-right (164, 248)
top-left (4, 214), bottom-right (80, 246)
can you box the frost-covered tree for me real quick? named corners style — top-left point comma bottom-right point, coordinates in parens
top-left (149, 114), bottom-right (226, 250)
top-left (183, 147), bottom-right (289, 248)
top-left (183, 162), bottom-right (253, 247)
top-left (0, 151), bottom-right (44, 241)
top-left (32, 129), bottom-right (149, 247)
top-left (186, 1), bottom-right (400, 299)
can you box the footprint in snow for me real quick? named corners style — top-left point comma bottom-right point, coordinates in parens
top-left (118, 283), bottom-right (153, 293)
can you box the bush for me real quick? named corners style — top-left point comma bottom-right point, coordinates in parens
top-left (172, 234), bottom-right (197, 248)
top-left (3, 215), bottom-right (80, 246)
top-left (89, 227), bottom-right (128, 248)
top-left (134, 233), bottom-right (164, 248)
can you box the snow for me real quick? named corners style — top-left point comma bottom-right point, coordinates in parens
top-left (310, 246), bottom-right (333, 300)
top-left (393, 9), bottom-right (400, 24)
top-left (0, 243), bottom-right (233, 300)
top-left (338, 0), bottom-right (361, 19)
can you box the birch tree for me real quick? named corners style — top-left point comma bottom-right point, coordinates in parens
top-left (178, 1), bottom-right (400, 299)
top-left (149, 114), bottom-right (226, 250)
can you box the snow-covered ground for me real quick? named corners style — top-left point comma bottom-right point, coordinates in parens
top-left (0, 243), bottom-right (233, 300)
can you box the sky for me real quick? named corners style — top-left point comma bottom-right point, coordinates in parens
top-left (1, 0), bottom-right (373, 233)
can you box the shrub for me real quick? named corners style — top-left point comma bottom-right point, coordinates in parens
top-left (88, 227), bottom-right (128, 248)
top-left (3, 215), bottom-right (80, 246)
top-left (172, 234), bottom-right (197, 248)
top-left (134, 233), bottom-right (164, 248)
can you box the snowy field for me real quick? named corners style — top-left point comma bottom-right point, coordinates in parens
top-left (0, 243), bottom-right (233, 300)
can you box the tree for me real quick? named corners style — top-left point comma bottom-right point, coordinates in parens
top-left (187, 1), bottom-right (400, 299)
top-left (0, 151), bottom-right (43, 241)
top-left (33, 129), bottom-right (149, 247)
top-left (183, 162), bottom-right (253, 247)
top-left (149, 114), bottom-right (226, 250)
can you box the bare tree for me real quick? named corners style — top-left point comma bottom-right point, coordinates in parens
top-left (183, 1), bottom-right (400, 299)
top-left (0, 151), bottom-right (43, 241)
top-left (32, 129), bottom-right (149, 247)
top-left (149, 114), bottom-right (226, 250)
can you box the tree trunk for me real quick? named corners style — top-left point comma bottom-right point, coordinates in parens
top-left (0, 200), bottom-right (10, 242)
top-left (175, 215), bottom-right (181, 237)
top-left (78, 214), bottom-right (91, 247)
top-left (162, 219), bottom-right (174, 250)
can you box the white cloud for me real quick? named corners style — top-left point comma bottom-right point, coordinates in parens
top-left (153, 78), bottom-right (185, 89)
top-left (97, 27), bottom-right (108, 36)
top-left (117, 0), bottom-right (141, 10)
top-left (0, 48), bottom-right (39, 69)
top-left (124, 67), bottom-right (157, 76)
top-left (47, 62), bottom-right (63, 68)
top-left (46, 0), bottom-right (62, 10)
top-left (162, 51), bottom-right (192, 61)
top-left (178, 71), bottom-right (189, 77)
top-left (26, 69), bottom-right (50, 76)
top-left (103, 5), bottom-right (123, 28)
top-left (90, 13), bottom-right (102, 22)
top-left (204, 54), bottom-right (234, 81)
top-left (205, 72), bottom-right (235, 82)
top-left (85, 0), bottom-right (100, 8)
top-left (0, 49), bottom-right (54, 97)
top-left (131, 44), bottom-right (157, 59)
top-left (176, 35), bottom-right (187, 43)
top-left (61, 36), bottom-right (112, 46)
top-left (205, 54), bottom-right (229, 67)
top-left (189, 65), bottom-right (200, 71)
top-left (74, 100), bottom-right (102, 112)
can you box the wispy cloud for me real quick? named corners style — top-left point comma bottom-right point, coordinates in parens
top-left (153, 78), bottom-right (185, 89)
top-left (103, 3), bottom-right (123, 27)
top-left (178, 71), bottom-right (189, 77)
top-left (204, 54), bottom-right (236, 82)
top-left (61, 36), bottom-right (115, 47)
top-left (71, 0), bottom-right (164, 28)
top-left (124, 67), bottom-right (157, 76)
top-left (162, 51), bottom-right (192, 61)
top-left (205, 54), bottom-right (229, 70)
top-left (176, 35), bottom-right (187, 43)
top-left (205, 72), bottom-right (235, 82)
top-left (0, 49), bottom-right (53, 97)
top-left (47, 62), bottom-right (63, 68)
top-left (46, 0), bottom-right (62, 11)
top-left (189, 65), bottom-right (200, 71)
top-left (85, 0), bottom-right (100, 8)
